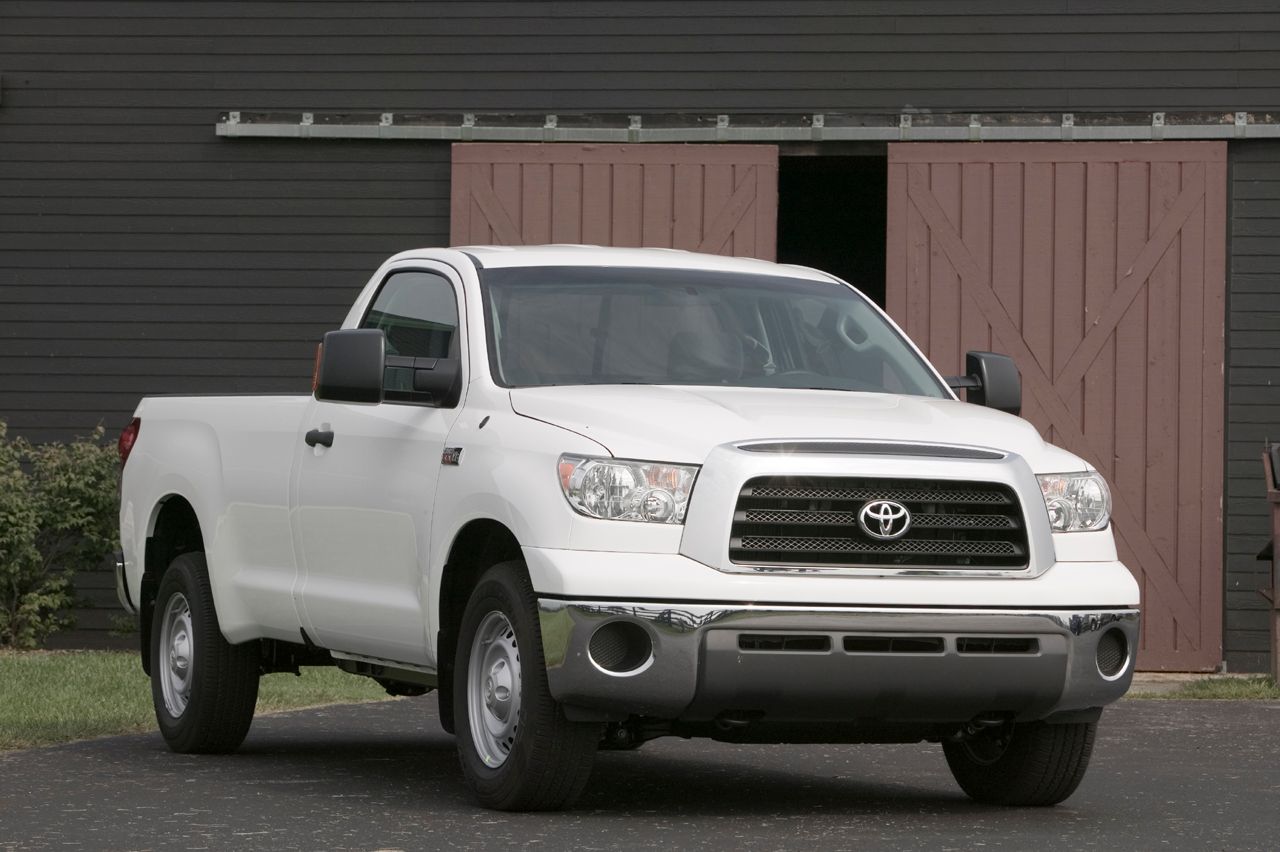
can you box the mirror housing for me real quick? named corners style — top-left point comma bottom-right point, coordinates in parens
top-left (315, 329), bottom-right (385, 404)
top-left (946, 351), bottom-right (1021, 416)
top-left (386, 355), bottom-right (461, 407)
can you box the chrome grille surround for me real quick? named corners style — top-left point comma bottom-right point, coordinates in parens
top-left (736, 440), bottom-right (1006, 460)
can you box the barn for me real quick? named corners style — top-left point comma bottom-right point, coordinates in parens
top-left (0, 1), bottom-right (1276, 672)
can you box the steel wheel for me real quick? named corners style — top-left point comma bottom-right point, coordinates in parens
top-left (466, 611), bottom-right (523, 768)
top-left (453, 560), bottom-right (600, 810)
top-left (158, 592), bottom-right (194, 717)
top-left (149, 552), bottom-right (260, 754)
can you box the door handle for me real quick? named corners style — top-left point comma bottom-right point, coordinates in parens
top-left (305, 429), bottom-right (334, 448)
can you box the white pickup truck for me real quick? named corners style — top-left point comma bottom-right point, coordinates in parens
top-left (117, 245), bottom-right (1139, 811)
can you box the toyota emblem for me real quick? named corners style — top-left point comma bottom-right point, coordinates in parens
top-left (858, 500), bottom-right (911, 540)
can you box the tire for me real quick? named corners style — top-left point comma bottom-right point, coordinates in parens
top-left (453, 560), bottom-right (599, 811)
top-left (150, 552), bottom-right (260, 754)
top-left (943, 720), bottom-right (1097, 806)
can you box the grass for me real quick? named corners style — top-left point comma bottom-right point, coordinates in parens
top-left (1128, 675), bottom-right (1280, 700)
top-left (0, 650), bottom-right (392, 751)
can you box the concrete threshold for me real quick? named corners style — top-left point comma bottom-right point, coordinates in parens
top-left (1127, 671), bottom-right (1258, 695)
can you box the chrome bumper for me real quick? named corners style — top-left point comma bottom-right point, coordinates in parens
top-left (538, 600), bottom-right (1139, 723)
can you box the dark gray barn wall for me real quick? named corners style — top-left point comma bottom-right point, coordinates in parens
top-left (1225, 142), bottom-right (1280, 673)
top-left (3, 1), bottom-right (1280, 443)
top-left (0, 134), bottom-right (451, 442)
top-left (4, 1), bottom-right (1280, 113)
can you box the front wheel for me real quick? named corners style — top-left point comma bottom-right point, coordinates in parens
top-left (453, 561), bottom-right (599, 810)
top-left (943, 720), bottom-right (1097, 806)
top-left (150, 552), bottom-right (260, 753)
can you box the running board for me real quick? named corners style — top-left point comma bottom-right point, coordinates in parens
top-left (330, 650), bottom-right (438, 693)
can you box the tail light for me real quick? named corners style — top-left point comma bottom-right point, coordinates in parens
top-left (118, 418), bottom-right (141, 465)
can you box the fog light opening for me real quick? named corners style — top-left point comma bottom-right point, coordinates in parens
top-left (1096, 628), bottom-right (1129, 680)
top-left (588, 620), bottom-right (654, 676)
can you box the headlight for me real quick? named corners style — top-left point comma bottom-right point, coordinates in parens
top-left (1037, 471), bottom-right (1111, 532)
top-left (558, 455), bottom-right (698, 524)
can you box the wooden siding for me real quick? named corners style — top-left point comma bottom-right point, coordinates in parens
top-left (2, 2), bottom-right (1280, 112)
top-left (1225, 142), bottom-right (1280, 673)
top-left (43, 568), bottom-right (136, 652)
top-left (886, 142), bottom-right (1228, 672)
top-left (0, 139), bottom-right (453, 442)
top-left (451, 144), bottom-right (777, 259)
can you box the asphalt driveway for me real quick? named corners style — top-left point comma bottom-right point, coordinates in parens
top-left (1, 698), bottom-right (1278, 850)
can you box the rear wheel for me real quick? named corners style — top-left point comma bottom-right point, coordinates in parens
top-left (943, 720), bottom-right (1097, 806)
top-left (453, 560), bottom-right (599, 810)
top-left (150, 552), bottom-right (260, 753)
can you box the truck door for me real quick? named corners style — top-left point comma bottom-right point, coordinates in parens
top-left (291, 264), bottom-right (465, 664)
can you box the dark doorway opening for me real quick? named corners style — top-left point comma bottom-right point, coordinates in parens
top-left (777, 154), bottom-right (888, 306)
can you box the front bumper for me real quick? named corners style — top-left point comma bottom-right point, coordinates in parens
top-left (539, 599), bottom-right (1138, 724)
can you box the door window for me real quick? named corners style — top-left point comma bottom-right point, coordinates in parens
top-left (360, 270), bottom-right (459, 402)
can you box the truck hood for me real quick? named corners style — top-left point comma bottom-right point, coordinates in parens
top-left (509, 385), bottom-right (1087, 472)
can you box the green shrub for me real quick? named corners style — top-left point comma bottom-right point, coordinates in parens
top-left (0, 421), bottom-right (120, 649)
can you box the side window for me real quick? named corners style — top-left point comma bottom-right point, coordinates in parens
top-left (360, 270), bottom-right (459, 402)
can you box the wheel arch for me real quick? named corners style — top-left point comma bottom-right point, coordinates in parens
top-left (433, 518), bottom-right (524, 733)
top-left (437, 519), bottom-right (524, 659)
top-left (138, 494), bottom-right (206, 674)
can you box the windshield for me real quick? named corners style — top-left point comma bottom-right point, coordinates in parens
top-left (482, 266), bottom-right (949, 398)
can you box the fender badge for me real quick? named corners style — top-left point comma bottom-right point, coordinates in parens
top-left (441, 447), bottom-right (463, 466)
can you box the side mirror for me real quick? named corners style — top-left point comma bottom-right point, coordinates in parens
top-left (946, 351), bottom-right (1021, 416)
top-left (315, 329), bottom-right (384, 404)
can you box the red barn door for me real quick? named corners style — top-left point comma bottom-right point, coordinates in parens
top-left (887, 142), bottom-right (1227, 671)
top-left (450, 143), bottom-right (777, 260)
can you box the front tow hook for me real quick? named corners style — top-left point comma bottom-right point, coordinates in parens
top-left (305, 429), bottom-right (334, 448)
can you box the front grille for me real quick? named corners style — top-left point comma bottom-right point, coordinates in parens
top-left (730, 476), bottom-right (1029, 569)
